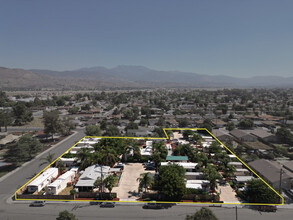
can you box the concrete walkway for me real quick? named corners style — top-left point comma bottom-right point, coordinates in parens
top-left (217, 183), bottom-right (240, 203)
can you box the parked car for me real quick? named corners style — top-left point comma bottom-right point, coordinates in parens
top-left (145, 165), bottom-right (156, 170)
top-left (143, 202), bottom-right (163, 209)
top-left (144, 162), bottom-right (155, 168)
top-left (100, 202), bottom-right (115, 208)
top-left (30, 201), bottom-right (46, 207)
top-left (114, 163), bottom-right (124, 170)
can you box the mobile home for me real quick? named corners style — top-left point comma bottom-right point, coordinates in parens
top-left (47, 170), bottom-right (76, 195)
top-left (27, 168), bottom-right (58, 193)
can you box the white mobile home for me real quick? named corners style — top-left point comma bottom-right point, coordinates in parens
top-left (27, 168), bottom-right (58, 193)
top-left (47, 170), bottom-right (76, 195)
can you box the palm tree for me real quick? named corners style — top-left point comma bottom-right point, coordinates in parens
top-left (75, 148), bottom-right (92, 170)
top-left (56, 160), bottom-right (66, 175)
top-left (39, 153), bottom-right (55, 167)
top-left (222, 164), bottom-right (236, 179)
top-left (203, 165), bottom-right (222, 192)
top-left (137, 172), bottom-right (153, 193)
top-left (99, 148), bottom-right (117, 167)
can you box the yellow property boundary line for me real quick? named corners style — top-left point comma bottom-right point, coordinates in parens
top-left (15, 128), bottom-right (284, 206)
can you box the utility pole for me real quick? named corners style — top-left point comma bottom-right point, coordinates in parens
top-left (100, 165), bottom-right (104, 199)
top-left (235, 206), bottom-right (238, 220)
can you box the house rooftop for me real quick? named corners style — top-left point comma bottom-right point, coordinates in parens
top-left (248, 159), bottom-right (291, 183)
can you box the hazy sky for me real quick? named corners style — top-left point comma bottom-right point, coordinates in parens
top-left (0, 0), bottom-right (292, 77)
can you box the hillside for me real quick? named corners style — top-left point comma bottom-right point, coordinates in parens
top-left (1, 65), bottom-right (293, 89)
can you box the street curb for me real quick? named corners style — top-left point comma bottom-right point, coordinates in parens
top-left (0, 130), bottom-right (78, 183)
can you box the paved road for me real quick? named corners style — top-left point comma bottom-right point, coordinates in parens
top-left (0, 128), bottom-right (85, 210)
top-left (1, 128), bottom-right (293, 219)
top-left (5, 127), bottom-right (44, 132)
top-left (1, 202), bottom-right (292, 220)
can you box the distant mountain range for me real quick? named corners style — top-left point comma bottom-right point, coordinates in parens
top-left (0, 65), bottom-right (292, 89)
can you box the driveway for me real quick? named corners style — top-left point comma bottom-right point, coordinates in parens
top-left (112, 163), bottom-right (148, 200)
top-left (217, 183), bottom-right (240, 203)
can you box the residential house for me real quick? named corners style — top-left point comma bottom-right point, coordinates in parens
top-left (230, 129), bottom-right (257, 142)
top-left (75, 165), bottom-right (110, 192)
top-left (250, 129), bottom-right (277, 143)
top-left (248, 159), bottom-right (292, 190)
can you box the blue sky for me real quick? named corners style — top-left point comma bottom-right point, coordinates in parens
top-left (0, 0), bottom-right (292, 77)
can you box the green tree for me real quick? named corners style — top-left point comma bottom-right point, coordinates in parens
top-left (68, 106), bottom-right (79, 114)
top-left (103, 125), bottom-right (120, 136)
top-left (13, 102), bottom-right (33, 125)
top-left (185, 207), bottom-right (218, 220)
top-left (75, 148), bottom-right (92, 170)
top-left (139, 118), bottom-right (148, 126)
top-left (216, 104), bottom-right (228, 115)
top-left (56, 210), bottom-right (78, 220)
top-left (201, 119), bottom-right (213, 132)
top-left (33, 97), bottom-right (42, 106)
top-left (157, 164), bottom-right (186, 201)
top-left (43, 110), bottom-right (62, 140)
top-left (152, 142), bottom-right (168, 171)
top-left (156, 117), bottom-right (166, 127)
top-left (5, 134), bottom-right (42, 165)
top-left (104, 175), bottom-right (115, 194)
top-left (245, 179), bottom-right (279, 203)
top-left (183, 130), bottom-right (194, 140)
top-left (94, 177), bottom-right (102, 191)
top-left (125, 122), bottom-right (138, 131)
top-left (238, 119), bottom-right (253, 129)
top-left (208, 141), bottom-right (222, 154)
top-left (39, 153), bottom-right (55, 167)
top-left (226, 122), bottom-right (235, 131)
top-left (202, 164), bottom-right (221, 191)
top-left (178, 118), bottom-right (189, 127)
top-left (60, 117), bottom-right (76, 136)
top-left (192, 134), bottom-right (203, 142)
top-left (0, 109), bottom-right (13, 132)
top-left (137, 172), bottom-right (153, 193)
top-left (276, 127), bottom-right (293, 144)
top-left (81, 104), bottom-right (91, 111)
top-left (85, 125), bottom-right (101, 136)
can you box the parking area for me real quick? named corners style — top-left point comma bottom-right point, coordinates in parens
top-left (112, 163), bottom-right (154, 200)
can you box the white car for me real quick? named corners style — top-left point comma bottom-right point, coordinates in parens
top-left (30, 201), bottom-right (46, 207)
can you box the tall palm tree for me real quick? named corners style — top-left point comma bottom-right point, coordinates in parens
top-left (56, 160), bottom-right (66, 175)
top-left (99, 148), bottom-right (117, 167)
top-left (137, 172), bottom-right (153, 193)
top-left (39, 153), bottom-right (55, 167)
top-left (75, 148), bottom-right (92, 170)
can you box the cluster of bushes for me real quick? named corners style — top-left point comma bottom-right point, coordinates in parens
top-left (184, 189), bottom-right (215, 202)
top-left (62, 152), bottom-right (76, 158)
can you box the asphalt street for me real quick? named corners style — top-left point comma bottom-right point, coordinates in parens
top-left (0, 128), bottom-right (292, 220)
top-left (0, 129), bottom-right (85, 214)
top-left (1, 202), bottom-right (293, 220)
